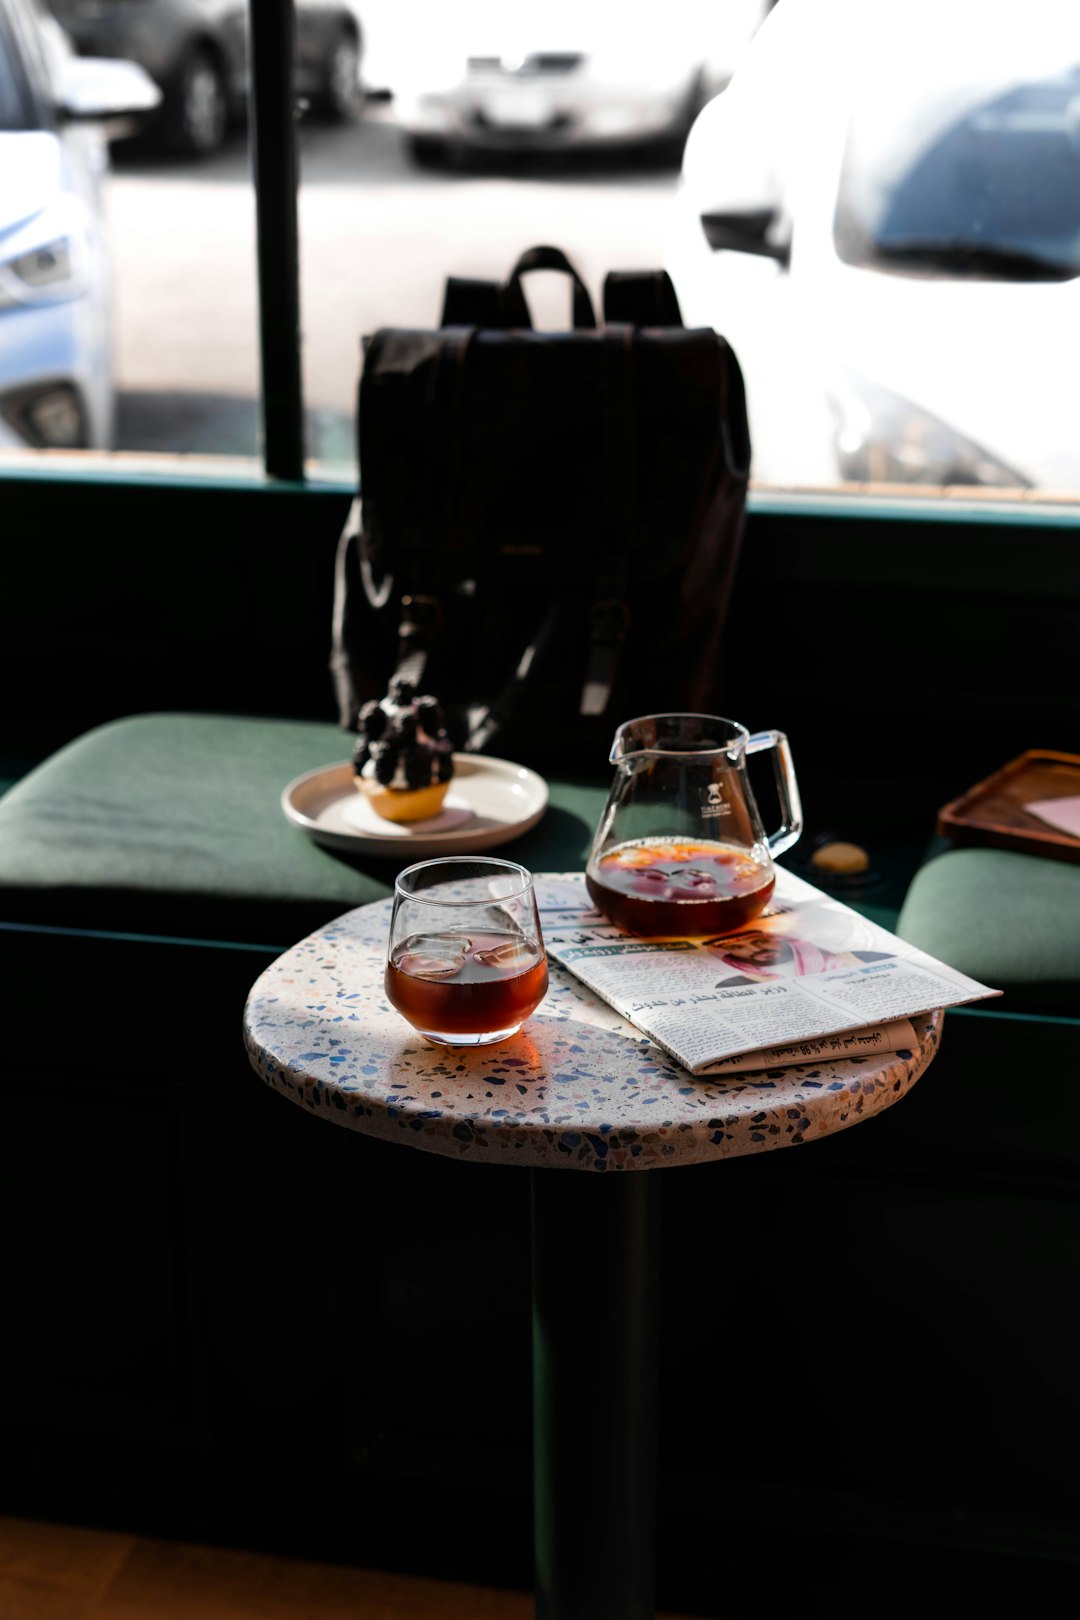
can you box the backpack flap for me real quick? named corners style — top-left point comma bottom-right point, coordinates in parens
top-left (602, 268), bottom-right (683, 326)
top-left (334, 248), bottom-right (752, 767)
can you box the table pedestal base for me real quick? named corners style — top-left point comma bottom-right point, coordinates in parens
top-left (531, 1169), bottom-right (662, 1620)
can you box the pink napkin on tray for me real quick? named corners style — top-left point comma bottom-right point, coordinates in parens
top-left (1024, 795), bottom-right (1080, 839)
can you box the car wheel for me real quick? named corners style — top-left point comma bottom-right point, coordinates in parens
top-left (405, 133), bottom-right (449, 169)
top-left (316, 27), bottom-right (363, 123)
top-left (166, 46), bottom-right (229, 156)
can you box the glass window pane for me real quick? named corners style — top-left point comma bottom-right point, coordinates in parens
top-left (6, 0), bottom-right (1077, 501)
top-left (2, 0), bottom-right (261, 463)
top-left (298, 0), bottom-right (770, 480)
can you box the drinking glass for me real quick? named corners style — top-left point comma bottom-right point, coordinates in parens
top-left (385, 857), bottom-right (549, 1047)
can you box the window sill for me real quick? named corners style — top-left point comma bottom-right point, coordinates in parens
top-left (0, 448), bottom-right (355, 496)
top-left (4, 450), bottom-right (1079, 527)
top-left (749, 481), bottom-right (1080, 526)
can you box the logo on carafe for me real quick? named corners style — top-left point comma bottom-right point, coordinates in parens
top-left (702, 782), bottom-right (731, 816)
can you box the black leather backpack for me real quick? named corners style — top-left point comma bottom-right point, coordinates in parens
top-left (331, 245), bottom-right (751, 771)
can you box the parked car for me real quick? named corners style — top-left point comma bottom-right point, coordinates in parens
top-left (391, 0), bottom-right (770, 167)
top-left (44, 1), bottom-right (365, 156)
top-left (665, 0), bottom-right (1080, 490)
top-left (0, 0), bottom-right (159, 451)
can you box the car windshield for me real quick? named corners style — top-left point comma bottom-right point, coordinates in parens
top-left (833, 59), bottom-right (1080, 281)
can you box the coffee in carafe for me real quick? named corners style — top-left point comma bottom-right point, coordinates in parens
top-left (586, 714), bottom-right (802, 938)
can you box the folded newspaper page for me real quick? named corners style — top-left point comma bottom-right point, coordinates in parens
top-left (541, 868), bottom-right (998, 1076)
top-left (699, 1018), bottom-right (919, 1075)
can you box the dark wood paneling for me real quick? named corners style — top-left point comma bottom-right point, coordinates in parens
top-left (2, 479), bottom-right (1079, 1607)
top-left (0, 477), bottom-right (352, 756)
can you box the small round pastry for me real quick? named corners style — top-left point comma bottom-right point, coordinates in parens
top-left (810, 840), bottom-right (871, 876)
top-left (352, 686), bottom-right (454, 823)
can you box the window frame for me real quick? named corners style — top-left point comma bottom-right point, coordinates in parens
top-left (248, 0), bottom-right (305, 482)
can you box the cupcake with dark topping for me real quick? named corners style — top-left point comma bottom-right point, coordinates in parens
top-left (352, 679), bottom-right (454, 823)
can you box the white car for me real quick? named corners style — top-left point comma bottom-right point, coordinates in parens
top-left (0, 0), bottom-right (158, 451)
top-left (391, 0), bottom-right (772, 165)
top-left (666, 0), bottom-right (1080, 490)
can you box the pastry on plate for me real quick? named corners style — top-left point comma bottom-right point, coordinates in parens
top-left (351, 678), bottom-right (455, 823)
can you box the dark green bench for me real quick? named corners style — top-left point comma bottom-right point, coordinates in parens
top-left (0, 711), bottom-right (609, 945)
top-left (897, 846), bottom-right (1080, 1015)
top-left (5, 708), bottom-right (1077, 1016)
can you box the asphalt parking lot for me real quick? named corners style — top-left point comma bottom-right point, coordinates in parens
top-left (108, 103), bottom-right (682, 471)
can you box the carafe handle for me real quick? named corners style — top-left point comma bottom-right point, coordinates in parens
top-left (745, 730), bottom-right (803, 857)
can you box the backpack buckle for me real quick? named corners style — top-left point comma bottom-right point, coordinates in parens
top-left (590, 597), bottom-right (630, 647)
top-left (399, 593), bottom-right (443, 643)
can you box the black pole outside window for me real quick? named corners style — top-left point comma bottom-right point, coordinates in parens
top-left (248, 0), bottom-right (306, 481)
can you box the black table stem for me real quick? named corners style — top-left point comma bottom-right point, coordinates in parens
top-left (531, 1168), bottom-right (662, 1620)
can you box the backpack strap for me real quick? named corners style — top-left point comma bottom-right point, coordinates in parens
top-left (602, 268), bottom-right (683, 327)
top-left (463, 599), bottom-right (564, 754)
top-left (585, 274), bottom-right (676, 719)
top-left (504, 244), bottom-right (597, 329)
top-left (441, 247), bottom-right (601, 332)
top-left (581, 322), bottom-right (635, 718)
top-left (403, 325), bottom-right (479, 694)
top-left (357, 326), bottom-right (481, 704)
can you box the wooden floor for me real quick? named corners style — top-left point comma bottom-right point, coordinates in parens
top-left (0, 1517), bottom-right (700, 1619)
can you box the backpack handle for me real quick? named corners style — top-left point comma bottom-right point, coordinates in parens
top-left (503, 244), bottom-right (598, 330)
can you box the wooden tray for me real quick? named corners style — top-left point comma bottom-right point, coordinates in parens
top-left (937, 749), bottom-right (1080, 863)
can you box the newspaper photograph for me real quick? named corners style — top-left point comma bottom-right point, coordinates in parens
top-left (540, 868), bottom-right (998, 1076)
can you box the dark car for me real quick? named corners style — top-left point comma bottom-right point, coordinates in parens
top-left (44, 1), bottom-right (364, 155)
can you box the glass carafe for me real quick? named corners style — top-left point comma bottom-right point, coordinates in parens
top-left (585, 713), bottom-right (803, 937)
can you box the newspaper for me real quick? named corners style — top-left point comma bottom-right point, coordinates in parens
top-left (541, 868), bottom-right (998, 1076)
top-left (697, 1017), bottom-right (920, 1074)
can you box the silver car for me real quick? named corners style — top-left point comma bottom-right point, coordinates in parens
top-left (0, 0), bottom-right (158, 450)
top-left (392, 1), bottom-right (770, 166)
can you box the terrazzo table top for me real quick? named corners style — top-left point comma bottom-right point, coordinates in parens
top-left (243, 874), bottom-right (941, 1172)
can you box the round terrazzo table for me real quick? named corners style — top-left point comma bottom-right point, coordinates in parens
top-left (244, 874), bottom-right (942, 1620)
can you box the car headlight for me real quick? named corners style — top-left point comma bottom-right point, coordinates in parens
top-left (9, 238), bottom-right (73, 289)
top-left (0, 214), bottom-right (88, 310)
top-left (828, 373), bottom-right (1030, 489)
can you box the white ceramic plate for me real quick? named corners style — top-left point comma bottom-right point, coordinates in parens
top-left (281, 753), bottom-right (549, 858)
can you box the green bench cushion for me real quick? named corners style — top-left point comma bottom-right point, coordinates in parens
top-left (896, 847), bottom-right (1080, 1014)
top-left (0, 713), bottom-right (608, 946)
